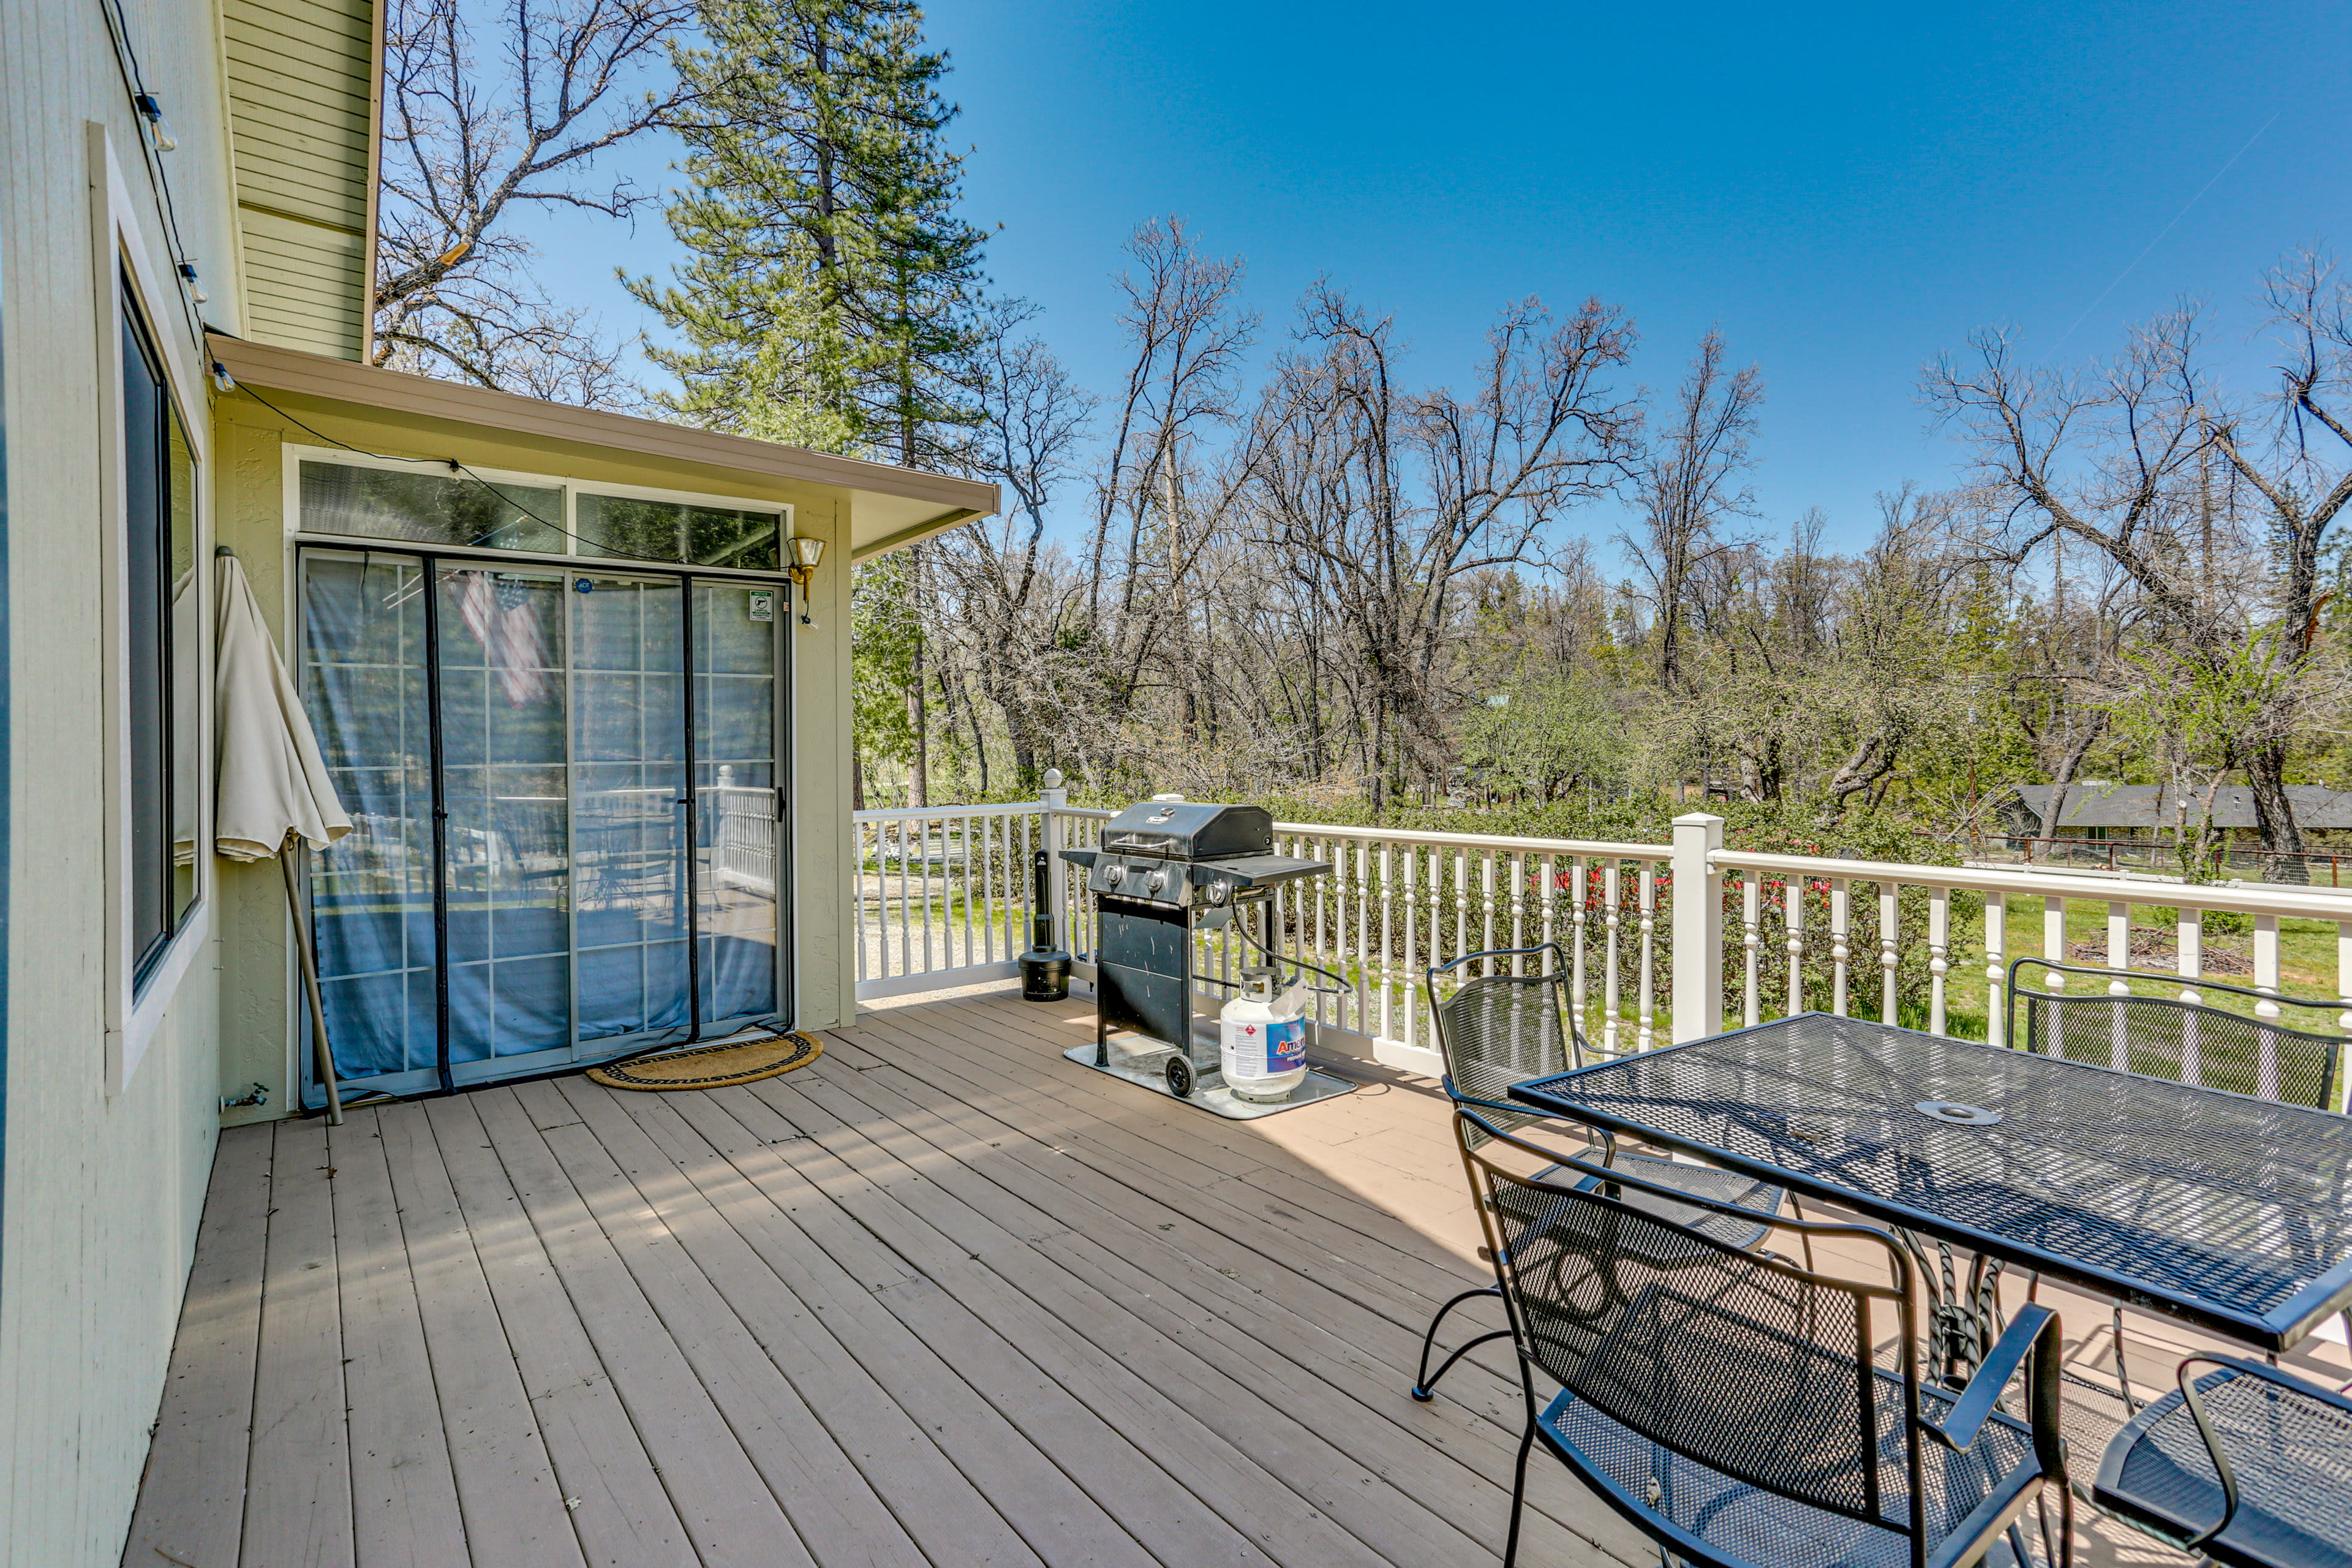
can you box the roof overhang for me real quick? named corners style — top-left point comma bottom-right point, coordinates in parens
top-left (206, 332), bottom-right (997, 559)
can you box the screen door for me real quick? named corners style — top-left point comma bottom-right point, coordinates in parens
top-left (298, 548), bottom-right (789, 1101)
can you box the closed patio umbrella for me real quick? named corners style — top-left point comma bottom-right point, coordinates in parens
top-left (213, 550), bottom-right (353, 1120)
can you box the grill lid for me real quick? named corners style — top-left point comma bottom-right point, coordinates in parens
top-left (1098, 799), bottom-right (1273, 862)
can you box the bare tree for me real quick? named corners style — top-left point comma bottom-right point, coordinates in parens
top-left (1621, 328), bottom-right (1763, 691)
top-left (1250, 285), bottom-right (1641, 810)
top-left (1926, 290), bottom-right (2342, 873)
top-left (931, 299), bottom-right (1096, 780)
top-left (372, 0), bottom-right (699, 403)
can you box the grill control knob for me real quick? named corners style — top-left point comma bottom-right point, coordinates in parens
top-left (1105, 861), bottom-right (1124, 884)
top-left (1146, 867), bottom-right (1167, 894)
top-left (1206, 878), bottom-right (1231, 906)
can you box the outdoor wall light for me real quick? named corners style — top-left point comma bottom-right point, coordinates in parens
top-left (785, 534), bottom-right (826, 625)
top-left (135, 93), bottom-right (178, 152)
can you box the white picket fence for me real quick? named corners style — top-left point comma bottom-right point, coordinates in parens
top-left (854, 789), bottom-right (2352, 1102)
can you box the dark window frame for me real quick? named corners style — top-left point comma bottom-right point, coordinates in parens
top-left (119, 282), bottom-right (197, 989)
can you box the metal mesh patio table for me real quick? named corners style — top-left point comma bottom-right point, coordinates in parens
top-left (1507, 1011), bottom-right (2352, 1352)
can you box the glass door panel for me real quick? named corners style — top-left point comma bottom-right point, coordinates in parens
top-left (300, 550), bottom-right (789, 1101)
top-left (303, 554), bottom-right (439, 1084)
top-left (437, 565), bottom-right (571, 1066)
top-left (571, 573), bottom-right (690, 1046)
top-left (695, 581), bottom-right (780, 1027)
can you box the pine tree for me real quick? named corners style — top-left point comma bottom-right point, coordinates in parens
top-left (629, 0), bottom-right (987, 465)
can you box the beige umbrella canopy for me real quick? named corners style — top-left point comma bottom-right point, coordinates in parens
top-left (213, 552), bottom-right (353, 1118)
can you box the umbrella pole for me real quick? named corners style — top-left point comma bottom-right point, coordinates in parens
top-left (279, 840), bottom-right (343, 1125)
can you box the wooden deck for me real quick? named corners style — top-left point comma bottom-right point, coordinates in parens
top-left (121, 992), bottom-right (2346, 1568)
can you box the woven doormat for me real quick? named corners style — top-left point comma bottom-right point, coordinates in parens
top-left (586, 1031), bottom-right (822, 1091)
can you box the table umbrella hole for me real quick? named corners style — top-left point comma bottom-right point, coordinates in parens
top-left (1915, 1101), bottom-right (2001, 1126)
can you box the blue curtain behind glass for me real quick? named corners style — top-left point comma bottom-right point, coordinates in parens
top-left (304, 556), bottom-right (437, 1079)
top-left (303, 554), bottom-right (782, 1091)
top-left (696, 581), bottom-right (778, 1027)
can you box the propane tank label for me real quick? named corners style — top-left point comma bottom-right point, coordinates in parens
top-left (1266, 1018), bottom-right (1305, 1074)
top-left (1222, 1014), bottom-right (1307, 1080)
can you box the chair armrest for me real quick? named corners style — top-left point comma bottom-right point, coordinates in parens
top-left (2166, 1352), bottom-right (2352, 1553)
top-left (1924, 1303), bottom-right (2060, 1455)
top-left (1449, 1090), bottom-right (1613, 1159)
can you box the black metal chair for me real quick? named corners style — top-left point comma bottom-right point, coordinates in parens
top-left (2010, 956), bottom-right (2350, 1112)
top-left (2008, 956), bottom-right (2352, 1489)
top-left (2092, 1354), bottom-right (2352, 1568)
top-left (1412, 945), bottom-right (1787, 1404)
top-left (1455, 1107), bottom-right (2071, 1568)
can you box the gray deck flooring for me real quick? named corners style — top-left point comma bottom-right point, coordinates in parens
top-left (121, 992), bottom-right (2345, 1567)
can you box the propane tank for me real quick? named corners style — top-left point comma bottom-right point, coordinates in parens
top-left (1019, 847), bottom-right (1072, 1001)
top-left (1220, 965), bottom-right (1308, 1102)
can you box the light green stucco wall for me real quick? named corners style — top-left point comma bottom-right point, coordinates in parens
top-left (211, 385), bottom-right (863, 1118)
top-left (0, 0), bottom-right (246, 1558)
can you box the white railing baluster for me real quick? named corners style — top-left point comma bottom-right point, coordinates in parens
top-left (855, 821), bottom-right (870, 982)
top-left (1454, 848), bottom-right (1469, 968)
top-left (1570, 858), bottom-right (1590, 1038)
top-left (1928, 885), bottom-right (1950, 1036)
top-left (1481, 848), bottom-right (1498, 959)
top-left (1830, 878), bottom-right (1850, 1017)
top-left (1985, 892), bottom-right (2007, 1049)
top-left (2043, 895), bottom-right (2066, 983)
top-left (1785, 875), bottom-right (1805, 1018)
top-left (961, 813), bottom-right (976, 970)
top-left (895, 818), bottom-right (911, 974)
top-left (1539, 853), bottom-right (1556, 966)
top-left (1311, 836), bottom-right (1329, 1026)
top-left (1432, 848), bottom-right (1448, 979)
top-left (2106, 900), bottom-right (2131, 995)
top-left (2255, 914), bottom-right (2282, 1017)
top-left (1879, 884), bottom-right (1900, 1023)
top-left (1379, 843), bottom-right (1398, 1046)
top-left (1638, 862), bottom-right (1657, 1050)
top-left (1742, 873), bottom-right (1762, 1028)
top-left (1352, 839), bottom-right (1370, 1033)
top-left (1604, 862), bottom-right (1623, 1055)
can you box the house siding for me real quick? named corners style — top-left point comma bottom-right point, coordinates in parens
top-left (0, 0), bottom-right (243, 1559)
top-left (222, 0), bottom-right (375, 360)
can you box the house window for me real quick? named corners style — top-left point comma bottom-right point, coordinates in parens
top-left (300, 459), bottom-right (564, 552)
top-left (120, 291), bottom-right (200, 983)
top-left (292, 456), bottom-right (788, 572)
top-left (576, 493), bottom-right (780, 570)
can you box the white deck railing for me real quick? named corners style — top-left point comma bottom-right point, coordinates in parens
top-left (854, 789), bottom-right (2352, 1104)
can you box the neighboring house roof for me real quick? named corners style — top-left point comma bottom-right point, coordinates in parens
top-left (2002, 783), bottom-right (2352, 831)
top-left (209, 332), bottom-right (998, 558)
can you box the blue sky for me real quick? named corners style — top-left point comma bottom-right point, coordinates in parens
top-left (529, 0), bottom-right (2351, 556)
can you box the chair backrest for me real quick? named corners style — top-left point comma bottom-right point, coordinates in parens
top-left (1453, 1109), bottom-right (1926, 1543)
top-left (1425, 946), bottom-right (1580, 1113)
top-left (2011, 957), bottom-right (2346, 1111)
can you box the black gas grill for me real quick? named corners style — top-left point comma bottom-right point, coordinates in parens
top-left (1060, 800), bottom-right (1332, 1103)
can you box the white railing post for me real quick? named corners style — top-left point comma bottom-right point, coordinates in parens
top-left (1984, 892), bottom-right (2007, 1049)
top-left (1041, 769), bottom-right (1068, 954)
top-left (1671, 813), bottom-right (1725, 1043)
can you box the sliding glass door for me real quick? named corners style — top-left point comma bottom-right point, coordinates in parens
top-left (298, 548), bottom-right (788, 1102)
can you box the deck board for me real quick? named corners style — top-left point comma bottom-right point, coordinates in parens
top-left (327, 1113), bottom-right (469, 1568)
top-left (127, 990), bottom-right (2343, 1568)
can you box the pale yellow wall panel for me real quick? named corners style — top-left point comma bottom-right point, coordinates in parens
top-left (233, 167), bottom-right (369, 228)
top-left (222, 0), bottom-right (377, 352)
top-left (224, 44), bottom-right (372, 108)
top-left (225, 82), bottom-right (372, 145)
top-left (223, 25), bottom-right (369, 89)
top-left (224, 5), bottom-right (372, 67)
